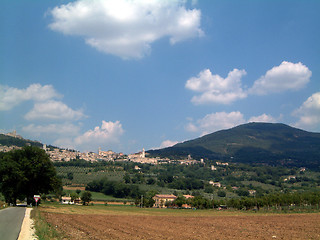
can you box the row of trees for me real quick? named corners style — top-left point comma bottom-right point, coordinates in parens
top-left (164, 191), bottom-right (320, 210)
top-left (0, 146), bottom-right (62, 205)
top-left (86, 178), bottom-right (144, 199)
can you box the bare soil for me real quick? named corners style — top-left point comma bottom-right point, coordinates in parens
top-left (43, 212), bottom-right (320, 240)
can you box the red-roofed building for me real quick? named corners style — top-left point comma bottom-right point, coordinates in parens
top-left (153, 194), bottom-right (177, 208)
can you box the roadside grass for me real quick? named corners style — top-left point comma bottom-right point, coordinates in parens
top-left (0, 194), bottom-right (7, 209)
top-left (31, 207), bottom-right (64, 240)
top-left (0, 201), bottom-right (7, 209)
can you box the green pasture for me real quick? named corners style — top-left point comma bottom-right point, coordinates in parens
top-left (62, 189), bottom-right (134, 202)
top-left (38, 201), bottom-right (249, 217)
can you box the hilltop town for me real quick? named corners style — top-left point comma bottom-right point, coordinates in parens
top-left (0, 131), bottom-right (199, 165)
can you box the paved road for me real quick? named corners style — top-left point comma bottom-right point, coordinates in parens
top-left (0, 207), bottom-right (26, 240)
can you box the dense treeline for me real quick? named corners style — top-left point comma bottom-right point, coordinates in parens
top-left (226, 191), bottom-right (320, 210)
top-left (86, 178), bottom-right (144, 199)
top-left (166, 191), bottom-right (320, 210)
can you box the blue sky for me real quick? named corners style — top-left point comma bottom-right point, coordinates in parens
top-left (1, 0), bottom-right (319, 154)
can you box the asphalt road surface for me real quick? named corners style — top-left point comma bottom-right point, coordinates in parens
top-left (0, 207), bottom-right (26, 240)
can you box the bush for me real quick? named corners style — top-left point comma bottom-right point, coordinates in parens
top-left (217, 190), bottom-right (226, 197)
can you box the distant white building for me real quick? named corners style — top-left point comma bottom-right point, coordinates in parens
top-left (209, 181), bottom-right (221, 188)
top-left (216, 161), bottom-right (229, 166)
top-left (128, 148), bottom-right (157, 164)
top-left (61, 196), bottom-right (73, 204)
top-left (211, 165), bottom-right (217, 171)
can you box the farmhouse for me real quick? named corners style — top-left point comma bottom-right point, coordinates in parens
top-left (209, 181), bottom-right (221, 188)
top-left (61, 196), bottom-right (73, 204)
top-left (61, 196), bottom-right (81, 205)
top-left (153, 194), bottom-right (177, 208)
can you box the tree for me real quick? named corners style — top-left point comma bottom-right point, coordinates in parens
top-left (217, 190), bottom-right (226, 198)
top-left (67, 172), bottom-right (74, 181)
top-left (146, 177), bottom-right (156, 185)
top-left (0, 146), bottom-right (62, 205)
top-left (173, 196), bottom-right (187, 208)
top-left (70, 192), bottom-right (79, 202)
top-left (123, 173), bottom-right (131, 183)
top-left (81, 191), bottom-right (92, 205)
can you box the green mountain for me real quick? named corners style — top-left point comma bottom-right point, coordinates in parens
top-left (0, 133), bottom-right (43, 148)
top-left (148, 123), bottom-right (320, 169)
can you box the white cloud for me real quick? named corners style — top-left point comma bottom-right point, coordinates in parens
top-left (187, 112), bottom-right (280, 136)
top-left (48, 0), bottom-right (203, 59)
top-left (185, 68), bottom-right (247, 105)
top-left (248, 113), bottom-right (277, 123)
top-left (159, 140), bottom-right (179, 148)
top-left (74, 120), bottom-right (124, 148)
top-left (0, 84), bottom-right (61, 111)
top-left (293, 92), bottom-right (320, 131)
top-left (24, 100), bottom-right (86, 121)
top-left (22, 120), bottom-right (125, 152)
top-left (53, 138), bottom-right (76, 150)
top-left (186, 111), bottom-right (246, 135)
top-left (249, 61), bottom-right (311, 95)
top-left (22, 123), bottom-right (81, 138)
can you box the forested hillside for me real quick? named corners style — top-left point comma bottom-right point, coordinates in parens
top-left (0, 133), bottom-right (42, 148)
top-left (149, 123), bottom-right (320, 169)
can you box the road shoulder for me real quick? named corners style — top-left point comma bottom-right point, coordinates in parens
top-left (18, 208), bottom-right (37, 240)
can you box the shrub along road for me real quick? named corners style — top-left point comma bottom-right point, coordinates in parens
top-left (0, 207), bottom-right (26, 240)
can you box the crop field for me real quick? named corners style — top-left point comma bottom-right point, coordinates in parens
top-left (39, 204), bottom-right (320, 240)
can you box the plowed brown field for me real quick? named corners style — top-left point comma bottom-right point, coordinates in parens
top-left (43, 211), bottom-right (320, 240)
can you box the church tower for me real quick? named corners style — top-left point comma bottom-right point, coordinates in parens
top-left (142, 148), bottom-right (145, 158)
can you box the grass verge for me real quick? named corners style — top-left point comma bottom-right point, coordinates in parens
top-left (31, 207), bottom-right (65, 240)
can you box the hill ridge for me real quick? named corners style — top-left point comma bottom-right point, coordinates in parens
top-left (148, 122), bottom-right (320, 169)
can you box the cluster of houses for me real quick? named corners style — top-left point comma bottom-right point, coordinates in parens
top-left (44, 145), bottom-right (125, 162)
top-left (1, 131), bottom-right (206, 166)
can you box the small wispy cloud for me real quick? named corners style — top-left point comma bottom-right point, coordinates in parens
top-left (187, 112), bottom-right (278, 136)
top-left (186, 111), bottom-right (246, 135)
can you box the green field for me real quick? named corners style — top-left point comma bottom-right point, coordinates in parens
top-left (38, 201), bottom-right (257, 216)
